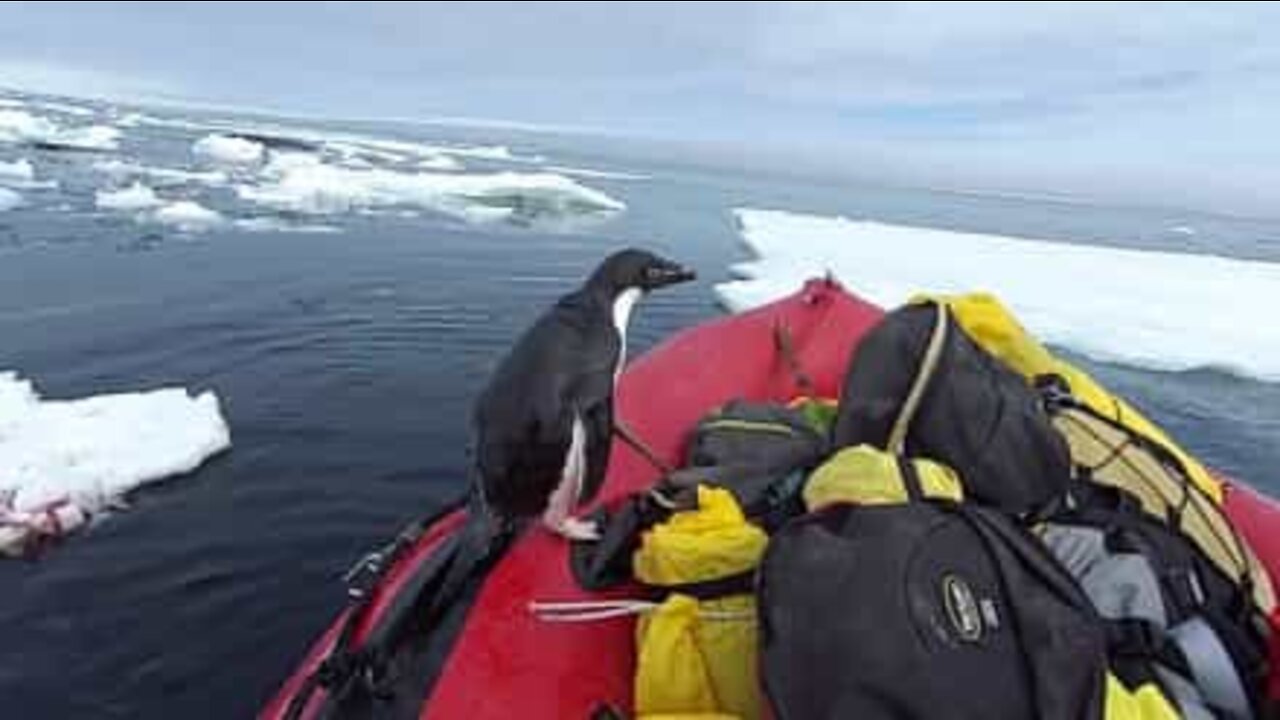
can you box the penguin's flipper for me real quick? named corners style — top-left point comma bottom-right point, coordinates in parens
top-left (578, 397), bottom-right (614, 506)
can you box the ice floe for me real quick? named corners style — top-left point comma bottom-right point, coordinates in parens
top-left (0, 371), bottom-right (230, 554)
top-left (718, 208), bottom-right (1280, 382)
top-left (151, 200), bottom-right (224, 231)
top-left (193, 133), bottom-right (265, 165)
top-left (0, 109), bottom-right (120, 150)
top-left (236, 152), bottom-right (624, 223)
top-left (95, 181), bottom-right (163, 211)
top-left (92, 159), bottom-right (229, 188)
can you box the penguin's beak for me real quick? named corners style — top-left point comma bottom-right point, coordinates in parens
top-left (645, 261), bottom-right (697, 289)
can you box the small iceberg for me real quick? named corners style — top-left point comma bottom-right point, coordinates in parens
top-left (193, 133), bottom-right (265, 165)
top-left (0, 371), bottom-right (231, 556)
top-left (0, 109), bottom-right (120, 151)
top-left (0, 158), bottom-right (57, 191)
top-left (92, 159), bottom-right (229, 188)
top-left (96, 181), bottom-right (163, 211)
top-left (151, 200), bottom-right (224, 231)
top-left (236, 152), bottom-right (625, 224)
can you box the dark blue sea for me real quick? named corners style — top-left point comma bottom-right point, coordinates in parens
top-left (1, 90), bottom-right (1278, 718)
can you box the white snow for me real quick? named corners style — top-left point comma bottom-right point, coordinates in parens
top-left (0, 109), bottom-right (120, 150)
top-left (92, 159), bottom-right (228, 187)
top-left (545, 165), bottom-right (650, 181)
top-left (236, 153), bottom-right (624, 222)
top-left (0, 187), bottom-right (21, 211)
top-left (0, 371), bottom-right (230, 516)
top-left (718, 208), bottom-right (1280, 382)
top-left (152, 200), bottom-right (224, 230)
top-left (192, 134), bottom-right (264, 165)
top-left (95, 181), bottom-right (163, 211)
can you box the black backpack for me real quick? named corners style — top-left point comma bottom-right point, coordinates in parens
top-left (832, 301), bottom-right (1070, 514)
top-left (759, 497), bottom-right (1108, 720)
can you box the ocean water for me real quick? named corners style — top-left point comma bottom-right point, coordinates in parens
top-left (2, 90), bottom-right (1279, 717)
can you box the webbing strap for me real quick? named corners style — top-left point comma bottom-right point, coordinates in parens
top-left (888, 302), bottom-right (949, 454)
top-left (895, 456), bottom-right (925, 503)
top-left (646, 569), bottom-right (757, 601)
top-left (1171, 617), bottom-right (1255, 719)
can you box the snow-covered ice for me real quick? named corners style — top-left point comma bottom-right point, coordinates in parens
top-left (717, 208), bottom-right (1280, 382)
top-left (0, 109), bottom-right (120, 150)
top-left (236, 152), bottom-right (624, 223)
top-left (95, 181), bottom-right (163, 211)
top-left (0, 372), bottom-right (230, 550)
top-left (193, 134), bottom-right (265, 165)
top-left (152, 200), bottom-right (224, 230)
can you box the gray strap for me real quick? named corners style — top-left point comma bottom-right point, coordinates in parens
top-left (888, 302), bottom-right (948, 454)
top-left (1153, 665), bottom-right (1218, 720)
top-left (1040, 525), bottom-right (1168, 627)
top-left (1170, 617), bottom-right (1254, 720)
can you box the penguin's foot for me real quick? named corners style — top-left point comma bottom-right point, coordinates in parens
top-left (552, 516), bottom-right (602, 542)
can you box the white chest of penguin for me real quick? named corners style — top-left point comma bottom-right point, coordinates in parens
top-left (612, 288), bottom-right (642, 380)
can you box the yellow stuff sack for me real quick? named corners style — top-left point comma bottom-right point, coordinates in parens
top-left (1103, 673), bottom-right (1181, 720)
top-left (803, 444), bottom-right (964, 511)
top-left (633, 486), bottom-right (767, 720)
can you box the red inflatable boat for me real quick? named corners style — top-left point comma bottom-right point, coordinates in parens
top-left (262, 279), bottom-right (1280, 719)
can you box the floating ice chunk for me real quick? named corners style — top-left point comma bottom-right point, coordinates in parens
top-left (151, 200), bottom-right (224, 230)
top-left (0, 109), bottom-right (120, 150)
top-left (0, 371), bottom-right (230, 551)
top-left (0, 158), bottom-right (57, 191)
top-left (717, 208), bottom-right (1280, 382)
top-left (0, 109), bottom-right (57, 144)
top-left (53, 124), bottom-right (121, 151)
top-left (92, 159), bottom-right (228, 187)
top-left (193, 134), bottom-right (265, 165)
top-left (96, 181), bottom-right (163, 211)
top-left (0, 187), bottom-right (21, 211)
top-left (236, 154), bottom-right (624, 223)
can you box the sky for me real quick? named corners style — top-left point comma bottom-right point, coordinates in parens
top-left (2, 1), bottom-right (1279, 215)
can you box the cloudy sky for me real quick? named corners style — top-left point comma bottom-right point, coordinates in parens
top-left (2, 2), bottom-right (1278, 214)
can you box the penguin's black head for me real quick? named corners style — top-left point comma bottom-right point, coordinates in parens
top-left (588, 248), bottom-right (696, 295)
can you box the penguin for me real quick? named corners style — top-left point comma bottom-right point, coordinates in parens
top-left (426, 249), bottom-right (694, 616)
top-left (472, 247), bottom-right (695, 540)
